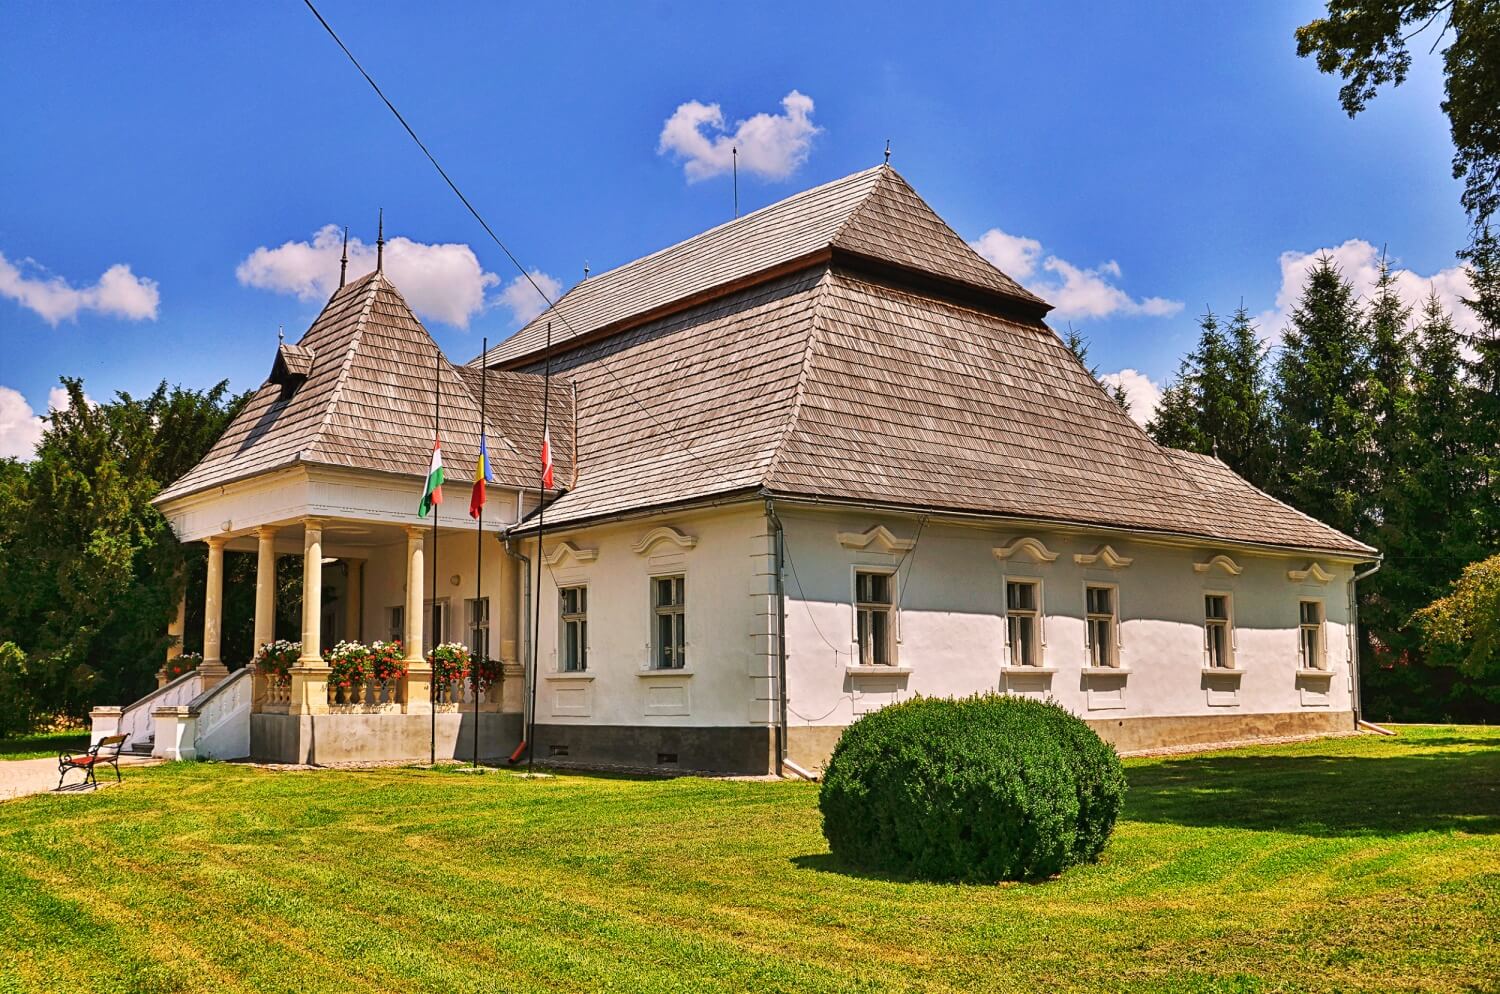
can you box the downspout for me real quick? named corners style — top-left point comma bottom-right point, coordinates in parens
top-left (765, 497), bottom-right (790, 777)
top-left (1347, 559), bottom-right (1382, 731)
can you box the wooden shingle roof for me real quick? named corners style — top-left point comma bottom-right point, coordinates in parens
top-left (475, 165), bottom-right (1045, 369)
top-left (155, 271), bottom-right (570, 505)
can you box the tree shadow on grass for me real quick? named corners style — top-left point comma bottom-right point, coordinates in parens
top-left (1126, 739), bottom-right (1500, 837)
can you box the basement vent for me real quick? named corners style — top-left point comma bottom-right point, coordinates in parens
top-left (656, 752), bottom-right (679, 765)
top-left (548, 744), bottom-right (569, 758)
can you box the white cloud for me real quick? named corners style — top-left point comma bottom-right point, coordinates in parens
top-left (1099, 368), bottom-right (1163, 426)
top-left (0, 387), bottom-right (44, 460)
top-left (658, 90), bottom-right (820, 182)
top-left (47, 385), bottom-right (94, 414)
top-left (236, 225), bottom-right (505, 329)
top-left (1257, 239), bottom-right (1477, 341)
top-left (970, 228), bottom-right (1183, 320)
top-left (498, 270), bottom-right (564, 325)
top-left (0, 251), bottom-right (159, 326)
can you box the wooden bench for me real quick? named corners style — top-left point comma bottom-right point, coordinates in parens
top-left (57, 734), bottom-right (127, 790)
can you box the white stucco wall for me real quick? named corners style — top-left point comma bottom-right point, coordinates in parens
top-left (521, 506), bottom-right (777, 730)
top-left (776, 506), bottom-right (1360, 732)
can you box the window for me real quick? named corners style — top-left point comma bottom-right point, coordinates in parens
top-left (466, 597), bottom-right (490, 660)
top-left (1205, 594), bottom-right (1233, 668)
top-left (652, 576), bottom-right (686, 669)
top-left (855, 571), bottom-right (895, 665)
top-left (1086, 585), bottom-right (1117, 667)
top-left (1299, 600), bottom-right (1325, 669)
top-left (388, 605), bottom-right (404, 643)
top-left (1006, 580), bottom-right (1042, 667)
top-left (424, 599), bottom-right (449, 654)
top-left (560, 586), bottom-right (587, 672)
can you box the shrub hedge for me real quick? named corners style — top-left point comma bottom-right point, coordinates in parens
top-left (818, 694), bottom-right (1126, 882)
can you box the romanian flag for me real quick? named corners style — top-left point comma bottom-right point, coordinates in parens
top-left (541, 427), bottom-right (554, 489)
top-left (418, 438), bottom-right (445, 517)
top-left (469, 432), bottom-right (495, 519)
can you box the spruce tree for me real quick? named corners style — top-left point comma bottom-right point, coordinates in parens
top-left (1219, 306), bottom-right (1276, 490)
top-left (1147, 358), bottom-right (1206, 452)
top-left (1271, 256), bottom-right (1376, 540)
top-left (1365, 258), bottom-right (1417, 516)
top-left (1461, 228), bottom-right (1500, 546)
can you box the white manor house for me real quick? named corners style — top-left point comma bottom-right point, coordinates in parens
top-left (93, 166), bottom-right (1379, 774)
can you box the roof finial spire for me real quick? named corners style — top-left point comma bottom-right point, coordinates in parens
top-left (338, 225), bottom-right (349, 288)
top-left (278, 324), bottom-right (285, 345)
top-left (732, 145), bottom-right (739, 219)
top-left (376, 208), bottom-right (384, 273)
top-left (884, 139), bottom-right (891, 165)
top-left (583, 261), bottom-right (590, 280)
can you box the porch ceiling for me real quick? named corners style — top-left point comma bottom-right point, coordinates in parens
top-left (218, 518), bottom-right (476, 558)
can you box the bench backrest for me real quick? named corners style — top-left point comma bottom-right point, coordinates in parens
top-left (96, 734), bottom-right (127, 755)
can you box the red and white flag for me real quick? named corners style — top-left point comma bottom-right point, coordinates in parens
top-left (540, 427), bottom-right (554, 489)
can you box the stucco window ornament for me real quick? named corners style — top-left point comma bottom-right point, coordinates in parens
top-left (1073, 544), bottom-right (1133, 569)
top-left (1286, 562), bottom-right (1334, 584)
top-left (543, 541), bottom-right (599, 567)
top-left (992, 536), bottom-right (1059, 564)
top-left (1192, 554), bottom-right (1244, 576)
top-left (631, 525), bottom-right (698, 555)
top-left (836, 525), bottom-right (915, 554)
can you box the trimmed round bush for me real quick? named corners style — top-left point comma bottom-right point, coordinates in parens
top-left (818, 694), bottom-right (1126, 882)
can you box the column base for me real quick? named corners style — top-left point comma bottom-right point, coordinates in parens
top-left (403, 661), bottom-right (433, 715)
top-left (500, 662), bottom-right (525, 714)
top-left (199, 660), bottom-right (230, 690)
top-left (289, 664), bottom-right (331, 716)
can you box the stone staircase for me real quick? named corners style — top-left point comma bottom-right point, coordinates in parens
top-left (90, 667), bottom-right (253, 762)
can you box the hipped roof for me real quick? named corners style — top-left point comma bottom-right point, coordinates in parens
top-left (155, 272), bottom-right (572, 506)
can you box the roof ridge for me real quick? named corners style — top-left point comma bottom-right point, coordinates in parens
top-left (762, 271), bottom-right (835, 487)
top-left (826, 163), bottom-right (893, 245)
top-left (299, 275), bottom-right (380, 465)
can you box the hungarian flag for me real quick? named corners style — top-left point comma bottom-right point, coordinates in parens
top-left (418, 438), bottom-right (445, 517)
top-left (469, 432), bottom-right (495, 519)
top-left (541, 427), bottom-right (554, 489)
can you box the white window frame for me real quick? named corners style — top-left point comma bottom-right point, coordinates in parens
top-left (649, 574), bottom-right (687, 670)
top-left (1084, 582), bottom-right (1121, 668)
top-left (852, 567), bottom-right (899, 666)
top-left (465, 596), bottom-right (490, 661)
top-left (1298, 598), bottom-right (1326, 670)
top-left (1003, 576), bottom-right (1046, 668)
top-left (1204, 591), bottom-right (1235, 669)
top-left (559, 584), bottom-right (588, 673)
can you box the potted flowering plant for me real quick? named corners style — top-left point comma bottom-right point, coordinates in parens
top-left (428, 642), bottom-right (470, 691)
top-left (255, 640), bottom-right (300, 686)
top-left (166, 651), bottom-right (203, 680)
top-left (324, 640), bottom-right (371, 705)
top-left (370, 639), bottom-right (407, 686)
top-left (471, 654), bottom-right (504, 694)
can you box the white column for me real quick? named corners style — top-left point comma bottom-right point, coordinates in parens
top-left (402, 525), bottom-right (432, 714)
top-left (200, 536), bottom-right (229, 689)
top-left (290, 519), bottom-right (329, 715)
top-left (253, 525), bottom-right (279, 652)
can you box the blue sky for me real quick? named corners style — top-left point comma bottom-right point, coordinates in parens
top-left (0, 1), bottom-right (1474, 457)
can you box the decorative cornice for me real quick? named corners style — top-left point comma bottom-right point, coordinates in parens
top-left (1073, 544), bottom-right (1133, 569)
top-left (543, 541), bottom-right (599, 567)
top-left (631, 525), bottom-right (698, 555)
top-left (836, 524), bottom-right (916, 554)
top-left (993, 536), bottom-right (1059, 564)
top-left (1193, 554), bottom-right (1244, 576)
top-left (1287, 562), bottom-right (1334, 584)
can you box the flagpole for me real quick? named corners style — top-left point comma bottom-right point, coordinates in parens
top-left (473, 336), bottom-right (486, 769)
top-left (527, 321), bottom-right (552, 774)
top-left (430, 342), bottom-right (440, 768)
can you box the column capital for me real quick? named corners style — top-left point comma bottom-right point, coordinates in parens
top-left (205, 534), bottom-right (228, 549)
top-left (303, 516), bottom-right (327, 532)
top-left (255, 524), bottom-right (280, 540)
top-left (403, 523), bottom-right (427, 540)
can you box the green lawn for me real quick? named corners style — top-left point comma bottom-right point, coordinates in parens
top-left (0, 726), bottom-right (1496, 994)
top-left (0, 729), bottom-right (88, 761)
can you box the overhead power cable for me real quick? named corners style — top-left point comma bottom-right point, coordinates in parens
top-left (300, 0), bottom-right (741, 493)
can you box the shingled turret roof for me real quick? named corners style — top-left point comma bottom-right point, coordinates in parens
top-left (155, 271), bottom-right (572, 506)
